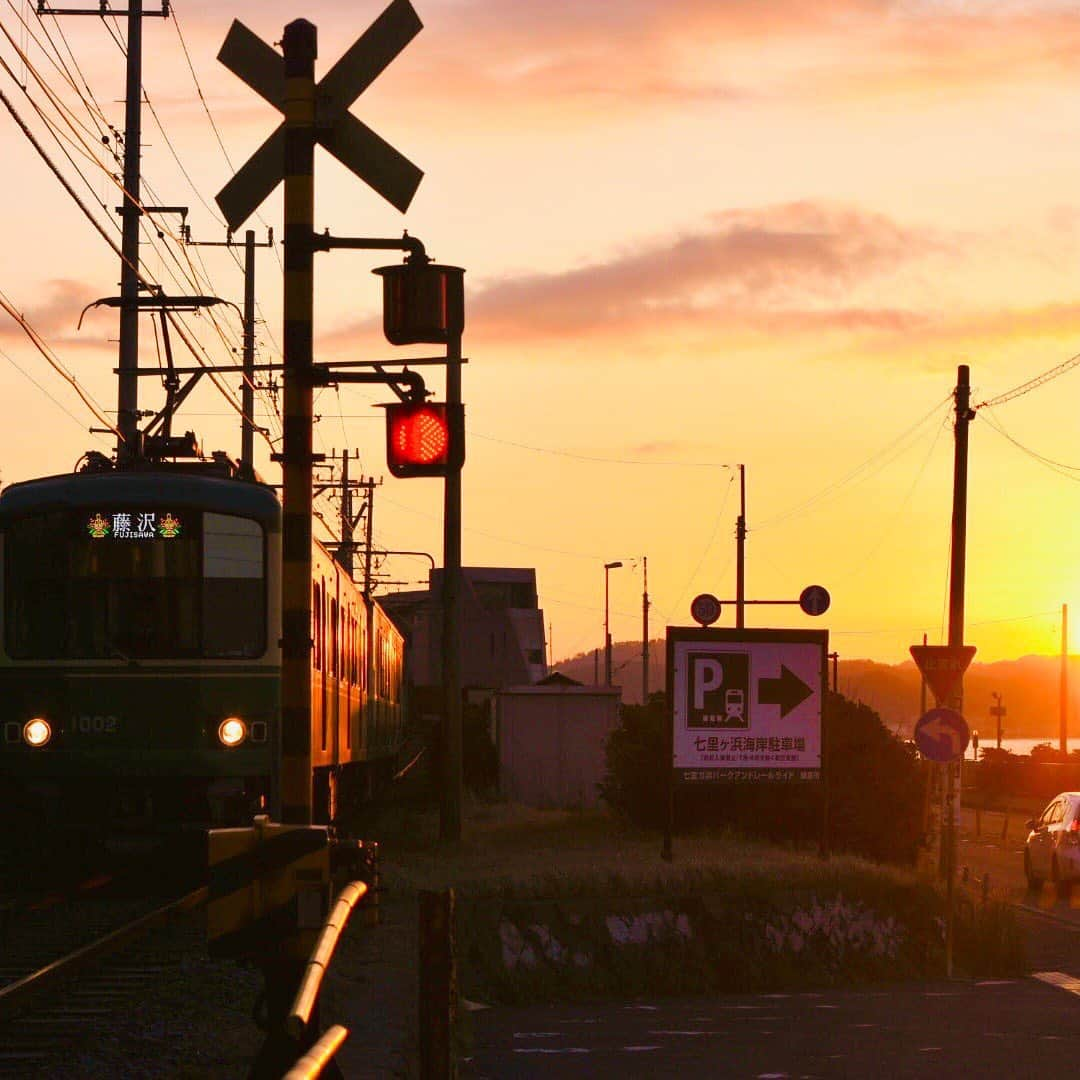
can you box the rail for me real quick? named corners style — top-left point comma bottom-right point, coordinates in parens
top-left (0, 885), bottom-right (207, 1021)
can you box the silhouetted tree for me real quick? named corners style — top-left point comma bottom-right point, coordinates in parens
top-left (600, 690), bottom-right (927, 864)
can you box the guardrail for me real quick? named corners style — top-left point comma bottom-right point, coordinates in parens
top-left (271, 879), bottom-right (368, 1080)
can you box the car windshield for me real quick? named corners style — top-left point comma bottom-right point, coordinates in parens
top-left (4, 509), bottom-right (265, 659)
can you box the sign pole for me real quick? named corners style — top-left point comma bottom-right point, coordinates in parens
top-left (280, 19), bottom-right (317, 824)
top-left (440, 327), bottom-right (464, 843)
top-left (662, 632), bottom-right (676, 861)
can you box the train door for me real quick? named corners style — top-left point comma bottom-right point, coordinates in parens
top-left (329, 593), bottom-right (338, 762)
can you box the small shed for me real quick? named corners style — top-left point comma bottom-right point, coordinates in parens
top-left (495, 683), bottom-right (621, 809)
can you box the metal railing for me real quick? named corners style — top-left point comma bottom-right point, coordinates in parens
top-left (278, 879), bottom-right (369, 1079)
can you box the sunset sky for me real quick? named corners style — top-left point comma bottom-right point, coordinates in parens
top-left (2, 0), bottom-right (1080, 669)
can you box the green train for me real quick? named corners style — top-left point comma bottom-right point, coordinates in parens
top-left (0, 463), bottom-right (405, 836)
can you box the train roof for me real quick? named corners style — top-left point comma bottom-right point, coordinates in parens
top-left (0, 469), bottom-right (281, 525)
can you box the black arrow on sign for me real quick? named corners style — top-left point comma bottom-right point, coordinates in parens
top-left (758, 666), bottom-right (813, 717)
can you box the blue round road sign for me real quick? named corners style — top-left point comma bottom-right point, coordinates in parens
top-left (914, 707), bottom-right (970, 762)
top-left (799, 585), bottom-right (831, 617)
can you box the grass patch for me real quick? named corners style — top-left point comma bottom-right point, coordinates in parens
top-left (363, 797), bottom-right (1025, 1003)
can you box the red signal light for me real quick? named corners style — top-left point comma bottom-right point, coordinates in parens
top-left (385, 402), bottom-right (460, 478)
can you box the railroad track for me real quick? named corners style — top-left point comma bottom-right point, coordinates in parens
top-left (0, 887), bottom-right (207, 1076)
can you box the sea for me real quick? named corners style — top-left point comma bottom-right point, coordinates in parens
top-left (975, 737), bottom-right (1074, 758)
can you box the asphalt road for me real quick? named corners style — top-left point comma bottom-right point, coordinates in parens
top-left (463, 979), bottom-right (1080, 1079)
top-left (464, 810), bottom-right (1080, 1079)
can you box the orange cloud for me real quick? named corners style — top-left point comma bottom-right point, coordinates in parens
top-left (465, 201), bottom-right (942, 338)
top-left (345, 0), bottom-right (1080, 122)
top-left (318, 201), bottom-right (945, 355)
top-left (0, 280), bottom-right (106, 346)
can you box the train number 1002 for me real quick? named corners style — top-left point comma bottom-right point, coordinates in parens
top-left (69, 714), bottom-right (119, 734)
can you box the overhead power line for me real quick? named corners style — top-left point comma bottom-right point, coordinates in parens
top-left (975, 350), bottom-right (1080, 410)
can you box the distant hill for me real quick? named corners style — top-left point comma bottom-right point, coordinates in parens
top-left (552, 642), bottom-right (1079, 742)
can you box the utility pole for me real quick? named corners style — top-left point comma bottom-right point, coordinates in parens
top-left (41, 0), bottom-right (171, 462)
top-left (642, 556), bottom-right (650, 703)
top-left (184, 228), bottom-right (274, 477)
top-left (944, 363), bottom-right (974, 978)
top-left (1061, 603), bottom-right (1069, 755)
top-left (313, 452), bottom-right (378, 586)
top-left (736, 464), bottom-right (747, 629)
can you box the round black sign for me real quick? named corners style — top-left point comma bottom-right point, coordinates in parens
top-left (690, 593), bottom-right (722, 627)
top-left (799, 585), bottom-right (831, 617)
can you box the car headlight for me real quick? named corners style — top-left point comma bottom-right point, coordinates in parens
top-left (23, 718), bottom-right (52, 748)
top-left (218, 717), bottom-right (247, 748)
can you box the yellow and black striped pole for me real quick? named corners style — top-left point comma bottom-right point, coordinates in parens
top-left (280, 19), bottom-right (317, 824)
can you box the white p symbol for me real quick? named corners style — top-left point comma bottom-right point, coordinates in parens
top-left (693, 658), bottom-right (724, 709)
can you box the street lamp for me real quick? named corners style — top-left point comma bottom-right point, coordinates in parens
top-left (604, 561), bottom-right (623, 686)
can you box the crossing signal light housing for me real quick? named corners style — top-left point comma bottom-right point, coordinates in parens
top-left (384, 401), bottom-right (462, 478)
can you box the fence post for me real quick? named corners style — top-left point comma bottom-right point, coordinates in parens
top-left (419, 888), bottom-right (456, 1080)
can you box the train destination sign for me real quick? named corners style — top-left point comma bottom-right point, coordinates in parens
top-left (86, 511), bottom-right (183, 541)
top-left (668, 627), bottom-right (827, 783)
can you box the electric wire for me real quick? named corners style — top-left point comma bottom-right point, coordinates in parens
top-left (755, 394), bottom-right (953, 529)
top-left (0, 10), bottom-right (277, 454)
top-left (833, 410), bottom-right (951, 584)
top-left (0, 286), bottom-right (120, 438)
top-left (975, 350), bottom-right (1080, 410)
top-left (468, 431), bottom-right (739, 467)
top-left (663, 470), bottom-right (736, 626)
top-left (0, 83), bottom-right (123, 261)
top-left (169, 4), bottom-right (285, 276)
top-left (0, 342), bottom-right (106, 434)
top-left (979, 409), bottom-right (1080, 481)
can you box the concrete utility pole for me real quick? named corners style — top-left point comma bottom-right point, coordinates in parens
top-left (117, 0), bottom-right (145, 459)
top-left (184, 227), bottom-right (274, 478)
top-left (642, 556), bottom-right (650, 703)
top-left (736, 464), bottom-right (747, 629)
top-left (314, 451), bottom-right (378, 584)
top-left (944, 363), bottom-right (975, 978)
top-left (42, 0), bottom-right (171, 461)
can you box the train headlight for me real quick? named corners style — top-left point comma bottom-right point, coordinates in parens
top-left (23, 718), bottom-right (52, 748)
top-left (218, 717), bottom-right (247, 748)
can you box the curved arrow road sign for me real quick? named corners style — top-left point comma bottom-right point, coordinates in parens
top-left (914, 707), bottom-right (970, 763)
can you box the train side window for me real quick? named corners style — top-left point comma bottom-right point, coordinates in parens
top-left (313, 583), bottom-right (322, 670)
top-left (331, 598), bottom-right (338, 678)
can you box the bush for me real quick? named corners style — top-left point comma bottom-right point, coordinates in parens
top-left (600, 690), bottom-right (928, 864)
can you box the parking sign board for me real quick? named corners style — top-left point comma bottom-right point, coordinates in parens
top-left (668, 627), bottom-right (827, 783)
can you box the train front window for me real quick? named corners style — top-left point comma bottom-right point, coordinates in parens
top-left (4, 509), bottom-right (266, 659)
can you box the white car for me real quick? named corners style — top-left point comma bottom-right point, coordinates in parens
top-left (1024, 792), bottom-right (1080, 895)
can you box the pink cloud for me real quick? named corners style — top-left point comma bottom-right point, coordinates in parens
top-left (464, 201), bottom-right (942, 339)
